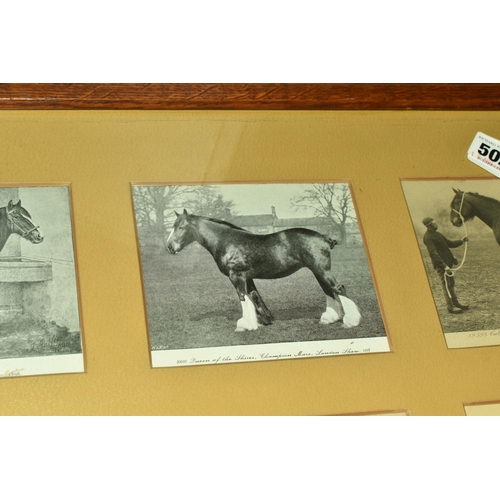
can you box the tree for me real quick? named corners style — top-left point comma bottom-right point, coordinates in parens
top-left (291, 184), bottom-right (357, 244)
top-left (132, 185), bottom-right (236, 247)
top-left (184, 185), bottom-right (236, 219)
top-left (132, 185), bottom-right (195, 246)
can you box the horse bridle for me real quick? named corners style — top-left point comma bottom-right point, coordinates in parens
top-left (6, 209), bottom-right (40, 238)
top-left (451, 191), bottom-right (467, 225)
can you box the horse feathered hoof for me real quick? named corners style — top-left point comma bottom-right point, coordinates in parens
top-left (235, 317), bottom-right (259, 332)
top-left (339, 296), bottom-right (361, 328)
top-left (320, 307), bottom-right (341, 324)
top-left (257, 314), bottom-right (274, 326)
top-left (235, 325), bottom-right (258, 332)
top-left (319, 317), bottom-right (333, 325)
top-left (234, 296), bottom-right (260, 331)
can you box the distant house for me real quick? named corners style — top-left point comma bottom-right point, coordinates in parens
top-left (344, 222), bottom-right (363, 245)
top-left (228, 207), bottom-right (361, 244)
top-left (227, 212), bottom-right (276, 234)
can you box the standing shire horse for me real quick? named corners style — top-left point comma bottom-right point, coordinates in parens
top-left (450, 188), bottom-right (500, 245)
top-left (165, 210), bottom-right (361, 331)
top-left (0, 200), bottom-right (44, 252)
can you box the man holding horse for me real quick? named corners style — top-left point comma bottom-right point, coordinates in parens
top-left (422, 217), bottom-right (469, 314)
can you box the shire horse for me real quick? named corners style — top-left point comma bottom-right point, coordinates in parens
top-left (450, 188), bottom-right (500, 245)
top-left (165, 210), bottom-right (361, 332)
top-left (0, 200), bottom-right (44, 253)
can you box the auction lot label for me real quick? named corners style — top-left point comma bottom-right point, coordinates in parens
top-left (468, 132), bottom-right (500, 178)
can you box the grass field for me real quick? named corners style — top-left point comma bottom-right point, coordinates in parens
top-left (140, 243), bottom-right (386, 350)
top-left (420, 236), bottom-right (500, 333)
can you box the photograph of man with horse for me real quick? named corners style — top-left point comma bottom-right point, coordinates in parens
top-left (422, 216), bottom-right (468, 314)
top-left (133, 182), bottom-right (388, 367)
top-left (402, 179), bottom-right (500, 348)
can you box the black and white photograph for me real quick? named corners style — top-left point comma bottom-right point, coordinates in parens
top-left (464, 401), bottom-right (500, 416)
top-left (402, 178), bottom-right (500, 349)
top-left (132, 182), bottom-right (389, 367)
top-left (0, 185), bottom-right (84, 377)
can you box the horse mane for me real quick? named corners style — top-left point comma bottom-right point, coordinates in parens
top-left (451, 191), bottom-right (500, 226)
top-left (196, 215), bottom-right (250, 232)
top-left (0, 207), bottom-right (10, 252)
top-left (451, 191), bottom-right (500, 208)
top-left (466, 191), bottom-right (500, 206)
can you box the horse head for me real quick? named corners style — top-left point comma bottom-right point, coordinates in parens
top-left (165, 209), bottom-right (197, 254)
top-left (450, 188), bottom-right (473, 227)
top-left (7, 200), bottom-right (44, 244)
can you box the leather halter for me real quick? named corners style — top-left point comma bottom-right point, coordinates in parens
top-left (451, 191), bottom-right (466, 224)
top-left (7, 210), bottom-right (40, 238)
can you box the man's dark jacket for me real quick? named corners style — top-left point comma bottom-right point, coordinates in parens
top-left (423, 228), bottom-right (463, 270)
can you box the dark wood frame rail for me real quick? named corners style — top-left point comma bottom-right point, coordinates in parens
top-left (0, 84), bottom-right (499, 110)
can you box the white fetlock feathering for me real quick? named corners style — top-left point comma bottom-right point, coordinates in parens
top-left (235, 295), bottom-right (259, 331)
top-left (320, 296), bottom-right (342, 324)
top-left (339, 295), bottom-right (361, 328)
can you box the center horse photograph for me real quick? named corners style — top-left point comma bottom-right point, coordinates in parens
top-left (132, 182), bottom-right (389, 368)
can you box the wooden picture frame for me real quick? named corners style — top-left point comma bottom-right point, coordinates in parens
top-left (0, 83), bottom-right (499, 110)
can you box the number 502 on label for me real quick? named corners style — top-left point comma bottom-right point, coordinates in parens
top-left (468, 131), bottom-right (500, 178)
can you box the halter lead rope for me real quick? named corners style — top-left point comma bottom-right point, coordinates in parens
top-left (445, 192), bottom-right (468, 298)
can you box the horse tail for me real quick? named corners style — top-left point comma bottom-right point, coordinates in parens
top-left (323, 235), bottom-right (338, 249)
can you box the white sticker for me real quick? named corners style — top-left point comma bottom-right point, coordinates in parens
top-left (467, 131), bottom-right (500, 178)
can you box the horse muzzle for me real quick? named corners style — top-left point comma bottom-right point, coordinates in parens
top-left (27, 229), bottom-right (44, 244)
top-left (166, 242), bottom-right (181, 254)
top-left (451, 218), bottom-right (463, 227)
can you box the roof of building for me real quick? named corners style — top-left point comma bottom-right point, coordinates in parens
top-left (228, 214), bottom-right (276, 226)
top-left (274, 217), bottom-right (334, 227)
top-left (228, 210), bottom-right (360, 234)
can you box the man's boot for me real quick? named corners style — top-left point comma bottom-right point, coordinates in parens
top-left (449, 286), bottom-right (469, 310)
top-left (453, 299), bottom-right (469, 310)
top-left (445, 290), bottom-right (462, 314)
top-left (447, 304), bottom-right (463, 314)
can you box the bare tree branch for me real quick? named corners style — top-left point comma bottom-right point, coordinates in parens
top-left (291, 183), bottom-right (357, 243)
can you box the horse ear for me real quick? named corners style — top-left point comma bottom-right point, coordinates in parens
top-left (183, 208), bottom-right (188, 215)
top-left (7, 200), bottom-right (13, 211)
top-left (174, 211), bottom-right (180, 217)
top-left (452, 188), bottom-right (462, 194)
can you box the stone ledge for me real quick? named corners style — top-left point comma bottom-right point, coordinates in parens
top-left (0, 258), bottom-right (53, 282)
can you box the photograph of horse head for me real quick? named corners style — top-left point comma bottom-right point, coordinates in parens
top-left (402, 178), bottom-right (500, 349)
top-left (0, 199), bottom-right (44, 251)
top-left (132, 182), bottom-right (388, 367)
top-left (0, 186), bottom-right (83, 377)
